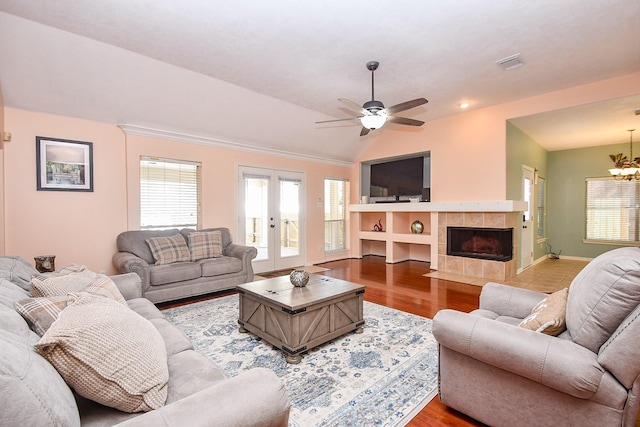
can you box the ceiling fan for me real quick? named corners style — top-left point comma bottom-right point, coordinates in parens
top-left (316, 61), bottom-right (428, 136)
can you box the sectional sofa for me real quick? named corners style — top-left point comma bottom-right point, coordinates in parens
top-left (0, 256), bottom-right (290, 426)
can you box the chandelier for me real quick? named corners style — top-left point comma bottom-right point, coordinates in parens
top-left (609, 129), bottom-right (640, 181)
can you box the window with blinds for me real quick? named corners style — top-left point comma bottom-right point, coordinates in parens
top-left (536, 177), bottom-right (546, 239)
top-left (324, 178), bottom-right (349, 252)
top-left (140, 157), bottom-right (201, 230)
top-left (585, 177), bottom-right (639, 243)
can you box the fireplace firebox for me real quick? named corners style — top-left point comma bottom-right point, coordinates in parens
top-left (447, 227), bottom-right (513, 262)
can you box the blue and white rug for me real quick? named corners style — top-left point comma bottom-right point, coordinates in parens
top-left (162, 295), bottom-right (438, 426)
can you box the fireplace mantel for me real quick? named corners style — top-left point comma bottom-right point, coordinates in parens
top-left (350, 200), bottom-right (528, 213)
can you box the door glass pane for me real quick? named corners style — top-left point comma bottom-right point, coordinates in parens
top-left (523, 177), bottom-right (532, 221)
top-left (244, 177), bottom-right (269, 261)
top-left (280, 180), bottom-right (300, 258)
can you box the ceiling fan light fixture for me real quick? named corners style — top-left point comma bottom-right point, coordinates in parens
top-left (360, 113), bottom-right (387, 130)
top-left (609, 129), bottom-right (640, 180)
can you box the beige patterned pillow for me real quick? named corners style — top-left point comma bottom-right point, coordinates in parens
top-left (30, 273), bottom-right (126, 305)
top-left (146, 234), bottom-right (191, 265)
top-left (519, 287), bottom-right (569, 336)
top-left (30, 270), bottom-right (97, 297)
top-left (35, 292), bottom-right (168, 413)
top-left (187, 230), bottom-right (223, 261)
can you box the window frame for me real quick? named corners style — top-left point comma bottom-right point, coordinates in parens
top-left (584, 177), bottom-right (640, 245)
top-left (324, 178), bottom-right (350, 253)
top-left (140, 156), bottom-right (202, 230)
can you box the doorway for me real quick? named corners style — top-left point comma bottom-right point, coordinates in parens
top-left (521, 165), bottom-right (535, 270)
top-left (238, 166), bottom-right (305, 274)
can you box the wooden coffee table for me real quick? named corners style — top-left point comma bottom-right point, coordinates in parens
top-left (236, 274), bottom-right (365, 364)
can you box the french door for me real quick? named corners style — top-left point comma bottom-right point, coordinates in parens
top-left (238, 166), bottom-right (305, 274)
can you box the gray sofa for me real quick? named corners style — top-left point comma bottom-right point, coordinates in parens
top-left (0, 256), bottom-right (290, 426)
top-left (113, 227), bottom-right (257, 303)
top-left (433, 247), bottom-right (640, 427)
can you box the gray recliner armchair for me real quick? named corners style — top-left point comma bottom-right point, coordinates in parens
top-left (433, 247), bottom-right (640, 427)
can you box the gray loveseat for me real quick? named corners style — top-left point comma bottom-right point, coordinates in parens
top-left (433, 247), bottom-right (640, 427)
top-left (113, 227), bottom-right (257, 303)
top-left (0, 256), bottom-right (290, 426)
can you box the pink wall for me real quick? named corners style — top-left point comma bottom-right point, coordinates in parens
top-left (354, 72), bottom-right (640, 202)
top-left (0, 83), bottom-right (5, 254)
top-left (4, 109), bottom-right (128, 273)
top-left (2, 109), bottom-right (351, 273)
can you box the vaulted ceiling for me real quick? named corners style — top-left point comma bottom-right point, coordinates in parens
top-left (0, 1), bottom-right (638, 163)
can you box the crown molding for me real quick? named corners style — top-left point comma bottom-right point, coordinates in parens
top-left (117, 124), bottom-right (354, 168)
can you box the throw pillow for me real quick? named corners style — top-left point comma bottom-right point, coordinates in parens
top-left (31, 272), bottom-right (126, 305)
top-left (15, 295), bottom-right (68, 336)
top-left (518, 287), bottom-right (569, 336)
top-left (30, 270), bottom-right (97, 297)
top-left (146, 234), bottom-right (191, 265)
top-left (187, 230), bottom-right (223, 261)
top-left (35, 292), bottom-right (168, 413)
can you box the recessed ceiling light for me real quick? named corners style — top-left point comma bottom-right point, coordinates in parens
top-left (458, 102), bottom-right (469, 109)
top-left (496, 54), bottom-right (524, 71)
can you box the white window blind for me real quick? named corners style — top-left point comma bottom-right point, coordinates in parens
top-left (536, 177), bottom-right (546, 239)
top-left (324, 178), bottom-right (349, 252)
top-left (140, 157), bottom-right (201, 230)
top-left (585, 177), bottom-right (639, 243)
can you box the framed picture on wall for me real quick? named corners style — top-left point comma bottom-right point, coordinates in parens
top-left (36, 136), bottom-right (94, 192)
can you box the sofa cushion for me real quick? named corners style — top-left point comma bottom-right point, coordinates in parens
top-left (149, 262), bottom-right (201, 286)
top-left (146, 234), bottom-right (191, 265)
top-left (518, 288), bottom-right (568, 336)
top-left (200, 256), bottom-right (243, 277)
top-left (187, 230), bottom-right (223, 261)
top-left (566, 247), bottom-right (640, 353)
top-left (117, 229), bottom-right (182, 264)
top-left (0, 256), bottom-right (39, 292)
top-left (35, 292), bottom-right (169, 413)
top-left (0, 278), bottom-right (30, 309)
top-left (0, 328), bottom-right (81, 427)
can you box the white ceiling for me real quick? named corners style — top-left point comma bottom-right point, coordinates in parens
top-left (0, 0), bottom-right (639, 162)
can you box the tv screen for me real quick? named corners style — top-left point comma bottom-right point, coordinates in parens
top-left (370, 156), bottom-right (424, 198)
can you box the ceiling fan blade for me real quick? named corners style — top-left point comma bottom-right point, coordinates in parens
top-left (387, 116), bottom-right (425, 126)
top-left (360, 127), bottom-right (371, 136)
top-left (315, 116), bottom-right (361, 124)
top-left (339, 98), bottom-right (368, 115)
top-left (386, 98), bottom-right (428, 114)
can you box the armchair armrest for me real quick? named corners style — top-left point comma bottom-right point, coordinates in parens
top-left (433, 309), bottom-right (604, 399)
top-left (113, 252), bottom-right (151, 291)
top-left (479, 282), bottom-right (547, 318)
top-left (109, 273), bottom-right (142, 300)
top-left (114, 368), bottom-right (290, 427)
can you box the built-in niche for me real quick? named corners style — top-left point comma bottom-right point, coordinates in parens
top-left (360, 152), bottom-right (431, 203)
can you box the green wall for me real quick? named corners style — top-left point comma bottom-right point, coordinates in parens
top-left (547, 142), bottom-right (629, 258)
top-left (506, 122), bottom-right (548, 266)
top-left (508, 120), bottom-right (630, 261)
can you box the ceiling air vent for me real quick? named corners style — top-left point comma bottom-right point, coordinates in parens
top-left (496, 54), bottom-right (524, 71)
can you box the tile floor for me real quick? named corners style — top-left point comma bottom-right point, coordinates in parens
top-left (425, 257), bottom-right (589, 293)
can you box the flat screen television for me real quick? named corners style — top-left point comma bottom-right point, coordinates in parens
top-left (370, 156), bottom-right (424, 199)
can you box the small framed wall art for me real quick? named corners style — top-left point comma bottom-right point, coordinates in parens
top-left (36, 136), bottom-right (93, 192)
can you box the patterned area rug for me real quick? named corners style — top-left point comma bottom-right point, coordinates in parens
top-left (162, 295), bottom-right (438, 426)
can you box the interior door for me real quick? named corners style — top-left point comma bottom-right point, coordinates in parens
top-left (238, 166), bottom-right (305, 274)
top-left (521, 166), bottom-right (535, 270)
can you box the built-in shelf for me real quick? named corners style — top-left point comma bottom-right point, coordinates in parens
top-left (350, 200), bottom-right (528, 267)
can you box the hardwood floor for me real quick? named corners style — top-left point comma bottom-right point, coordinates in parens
top-left (316, 256), bottom-right (485, 427)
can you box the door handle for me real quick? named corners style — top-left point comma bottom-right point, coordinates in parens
top-left (270, 224), bottom-right (275, 228)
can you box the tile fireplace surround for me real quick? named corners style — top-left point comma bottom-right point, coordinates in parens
top-left (438, 211), bottom-right (518, 281)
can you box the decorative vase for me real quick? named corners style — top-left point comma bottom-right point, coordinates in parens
top-left (289, 269), bottom-right (310, 287)
top-left (411, 220), bottom-right (424, 234)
